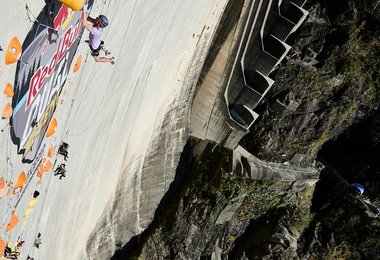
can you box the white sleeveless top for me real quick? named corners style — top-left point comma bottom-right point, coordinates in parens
top-left (89, 26), bottom-right (103, 49)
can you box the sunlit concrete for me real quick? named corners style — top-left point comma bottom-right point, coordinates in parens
top-left (0, 0), bottom-right (228, 259)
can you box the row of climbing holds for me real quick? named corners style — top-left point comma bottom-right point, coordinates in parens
top-left (2, 36), bottom-right (19, 119)
top-left (2, 83), bottom-right (14, 118)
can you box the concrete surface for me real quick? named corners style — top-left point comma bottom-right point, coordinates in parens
top-left (0, 0), bottom-right (228, 259)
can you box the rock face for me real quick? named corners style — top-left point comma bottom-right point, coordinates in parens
top-left (112, 141), bottom-right (316, 259)
top-left (110, 0), bottom-right (380, 259)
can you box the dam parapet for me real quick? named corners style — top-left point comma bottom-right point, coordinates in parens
top-left (191, 0), bottom-right (308, 148)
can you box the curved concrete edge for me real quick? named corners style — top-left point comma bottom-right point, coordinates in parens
top-left (233, 145), bottom-right (319, 182)
top-left (225, 0), bottom-right (308, 134)
top-left (222, 0), bottom-right (263, 130)
top-left (225, 0), bottom-right (272, 128)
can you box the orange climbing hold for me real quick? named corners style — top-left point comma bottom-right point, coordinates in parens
top-left (0, 237), bottom-right (6, 257)
top-left (73, 54), bottom-right (82, 73)
top-left (13, 171), bottom-right (27, 191)
top-left (43, 160), bottom-right (52, 172)
top-left (0, 178), bottom-right (4, 197)
top-left (37, 166), bottom-right (43, 184)
top-left (6, 213), bottom-right (19, 232)
top-left (2, 103), bottom-right (12, 118)
top-left (3, 83), bottom-right (14, 97)
top-left (36, 160), bottom-right (52, 184)
top-left (5, 37), bottom-right (22, 65)
top-left (58, 0), bottom-right (84, 11)
top-left (47, 144), bottom-right (54, 158)
top-left (46, 117), bottom-right (57, 137)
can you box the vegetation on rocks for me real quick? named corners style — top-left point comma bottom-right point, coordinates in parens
top-left (112, 142), bottom-right (316, 259)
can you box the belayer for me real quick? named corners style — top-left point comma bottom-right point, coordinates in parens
top-left (82, 5), bottom-right (115, 64)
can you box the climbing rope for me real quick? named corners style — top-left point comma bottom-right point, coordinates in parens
top-left (67, 0), bottom-right (137, 137)
top-left (25, 4), bottom-right (58, 32)
top-left (25, 4), bottom-right (37, 23)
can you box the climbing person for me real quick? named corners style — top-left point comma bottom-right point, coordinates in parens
top-left (82, 5), bottom-right (114, 64)
top-left (34, 233), bottom-right (42, 248)
top-left (54, 164), bottom-right (67, 179)
top-left (58, 142), bottom-right (69, 161)
top-left (3, 246), bottom-right (20, 259)
top-left (15, 239), bottom-right (25, 251)
top-left (3, 246), bottom-right (12, 257)
top-left (16, 240), bottom-right (25, 248)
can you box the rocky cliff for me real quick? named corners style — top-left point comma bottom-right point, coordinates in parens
top-left (112, 0), bottom-right (380, 259)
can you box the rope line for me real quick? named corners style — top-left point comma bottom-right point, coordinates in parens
top-left (67, 0), bottom-right (138, 137)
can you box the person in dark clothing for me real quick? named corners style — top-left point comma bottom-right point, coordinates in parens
top-left (34, 233), bottom-right (42, 248)
top-left (3, 246), bottom-right (20, 259)
top-left (58, 142), bottom-right (69, 161)
top-left (54, 164), bottom-right (67, 179)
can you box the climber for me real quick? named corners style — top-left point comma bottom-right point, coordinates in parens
top-left (3, 246), bottom-right (20, 259)
top-left (82, 5), bottom-right (114, 64)
top-left (54, 164), bottom-right (67, 179)
top-left (34, 233), bottom-right (42, 248)
top-left (58, 142), bottom-right (69, 161)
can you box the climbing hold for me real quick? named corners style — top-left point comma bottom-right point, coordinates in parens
top-left (0, 177), bottom-right (4, 197)
top-left (58, 0), bottom-right (85, 11)
top-left (6, 213), bottom-right (19, 232)
top-left (5, 37), bottom-right (22, 65)
top-left (43, 160), bottom-right (52, 172)
top-left (37, 164), bottom-right (44, 184)
top-left (73, 54), bottom-right (82, 73)
top-left (3, 83), bottom-right (14, 97)
top-left (0, 237), bottom-right (6, 257)
top-left (46, 117), bottom-right (57, 137)
top-left (47, 144), bottom-right (54, 158)
top-left (2, 103), bottom-right (13, 119)
top-left (13, 171), bottom-right (27, 191)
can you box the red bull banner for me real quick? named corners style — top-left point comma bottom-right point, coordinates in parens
top-left (10, 0), bottom-right (94, 163)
